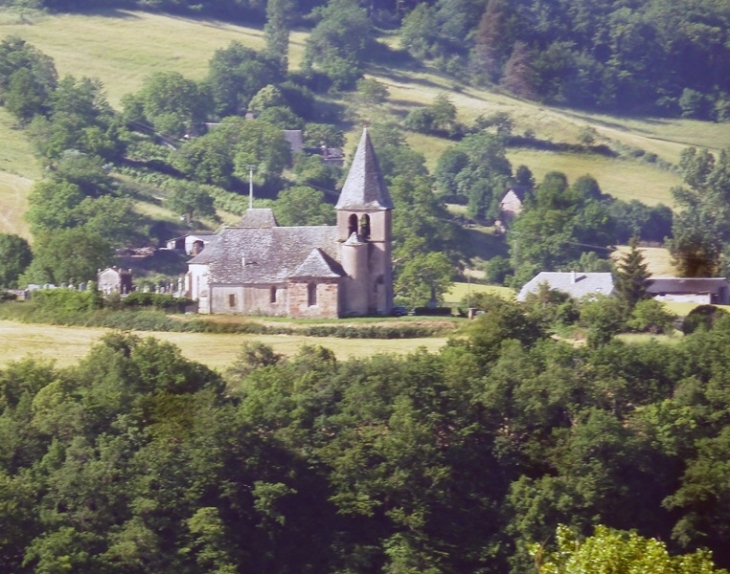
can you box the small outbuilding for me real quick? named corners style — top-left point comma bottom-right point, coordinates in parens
top-left (165, 233), bottom-right (218, 255)
top-left (98, 267), bottom-right (133, 295)
top-left (647, 277), bottom-right (730, 305)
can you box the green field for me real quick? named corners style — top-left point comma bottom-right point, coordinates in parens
top-left (505, 150), bottom-right (681, 206)
top-left (0, 171), bottom-right (32, 238)
top-left (613, 245), bottom-right (677, 277)
top-left (0, 9), bottom-right (308, 108)
top-left (0, 320), bottom-right (448, 370)
top-left (445, 281), bottom-right (515, 305)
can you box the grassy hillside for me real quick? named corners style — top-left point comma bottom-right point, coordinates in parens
top-left (505, 150), bottom-right (681, 206)
top-left (0, 108), bottom-right (40, 237)
top-left (0, 9), bottom-right (307, 108)
top-left (0, 172), bottom-right (32, 239)
top-left (0, 8), bottom-right (727, 237)
top-left (613, 245), bottom-right (677, 277)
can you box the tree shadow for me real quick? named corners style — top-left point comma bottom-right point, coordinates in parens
top-left (60, 8), bottom-right (142, 19)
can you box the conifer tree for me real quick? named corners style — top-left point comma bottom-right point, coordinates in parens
top-left (264, 0), bottom-right (294, 71)
top-left (615, 236), bottom-right (652, 309)
top-left (472, 0), bottom-right (507, 84)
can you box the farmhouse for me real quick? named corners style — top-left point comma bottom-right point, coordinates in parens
top-left (186, 129), bottom-right (393, 318)
top-left (517, 271), bottom-right (614, 301)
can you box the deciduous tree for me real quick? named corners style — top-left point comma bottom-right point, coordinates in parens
top-left (0, 233), bottom-right (32, 288)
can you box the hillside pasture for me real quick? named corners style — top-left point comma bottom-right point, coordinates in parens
top-left (0, 320), bottom-right (448, 370)
top-left (445, 281), bottom-right (515, 305)
top-left (505, 149), bottom-right (681, 206)
top-left (0, 10), bottom-right (715, 198)
top-left (0, 9), bottom-right (307, 108)
top-left (0, 171), bottom-right (33, 238)
top-left (612, 245), bottom-right (677, 277)
top-left (0, 108), bottom-right (40, 180)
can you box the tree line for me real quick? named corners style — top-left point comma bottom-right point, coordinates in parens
top-left (2, 295), bottom-right (730, 572)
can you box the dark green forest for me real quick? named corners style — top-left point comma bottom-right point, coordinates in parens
top-left (10, 0), bottom-right (730, 117)
top-left (3, 302), bottom-right (730, 573)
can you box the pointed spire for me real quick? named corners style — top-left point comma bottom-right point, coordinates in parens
top-left (336, 128), bottom-right (394, 211)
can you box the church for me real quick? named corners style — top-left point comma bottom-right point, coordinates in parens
top-left (185, 129), bottom-right (394, 318)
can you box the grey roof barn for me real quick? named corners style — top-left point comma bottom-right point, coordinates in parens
top-left (517, 271), bottom-right (614, 301)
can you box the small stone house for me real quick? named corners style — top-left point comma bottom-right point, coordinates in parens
top-left (495, 186), bottom-right (531, 231)
top-left (98, 267), bottom-right (133, 295)
top-left (186, 129), bottom-right (394, 318)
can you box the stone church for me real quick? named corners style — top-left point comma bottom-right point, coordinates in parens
top-left (185, 129), bottom-right (394, 318)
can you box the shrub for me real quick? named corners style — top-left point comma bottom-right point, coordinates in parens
top-left (31, 289), bottom-right (98, 313)
top-left (122, 292), bottom-right (193, 311)
top-left (403, 107), bottom-right (435, 133)
top-left (683, 304), bottom-right (727, 335)
top-left (627, 299), bottom-right (677, 334)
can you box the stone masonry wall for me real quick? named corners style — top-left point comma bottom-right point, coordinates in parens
top-left (288, 279), bottom-right (340, 319)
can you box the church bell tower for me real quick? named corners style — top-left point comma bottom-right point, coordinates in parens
top-left (336, 128), bottom-right (394, 315)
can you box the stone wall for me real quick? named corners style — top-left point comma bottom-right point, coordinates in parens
top-left (210, 284), bottom-right (288, 315)
top-left (288, 279), bottom-right (340, 318)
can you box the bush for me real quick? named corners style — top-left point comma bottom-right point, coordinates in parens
top-left (484, 256), bottom-right (512, 286)
top-left (411, 307), bottom-right (453, 316)
top-left (627, 299), bottom-right (677, 334)
top-left (122, 292), bottom-right (193, 311)
top-left (31, 289), bottom-right (98, 314)
top-left (683, 304), bottom-right (727, 335)
top-left (0, 291), bottom-right (17, 301)
top-left (0, 301), bottom-right (450, 338)
top-left (403, 108), bottom-right (435, 133)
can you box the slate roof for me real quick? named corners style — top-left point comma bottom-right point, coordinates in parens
top-left (336, 128), bottom-right (394, 211)
top-left (283, 130), bottom-right (304, 154)
top-left (290, 248), bottom-right (344, 278)
top-left (518, 272), bottom-right (614, 301)
top-left (239, 208), bottom-right (278, 229)
top-left (647, 277), bottom-right (729, 295)
top-left (189, 225), bottom-right (342, 284)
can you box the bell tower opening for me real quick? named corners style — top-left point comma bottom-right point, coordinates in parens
top-left (359, 214), bottom-right (370, 240)
top-left (348, 214), bottom-right (358, 237)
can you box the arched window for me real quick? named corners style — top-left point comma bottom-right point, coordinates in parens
top-left (348, 214), bottom-right (358, 237)
top-left (270, 286), bottom-right (277, 303)
top-left (308, 283), bottom-right (317, 306)
top-left (360, 214), bottom-right (371, 239)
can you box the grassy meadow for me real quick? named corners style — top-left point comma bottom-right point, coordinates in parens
top-left (0, 320), bottom-right (448, 370)
top-left (0, 9), bottom-right (307, 108)
top-left (612, 245), bottom-right (677, 277)
top-left (505, 150), bottom-right (681, 206)
top-left (445, 281), bottom-right (515, 305)
top-left (0, 171), bottom-right (32, 238)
